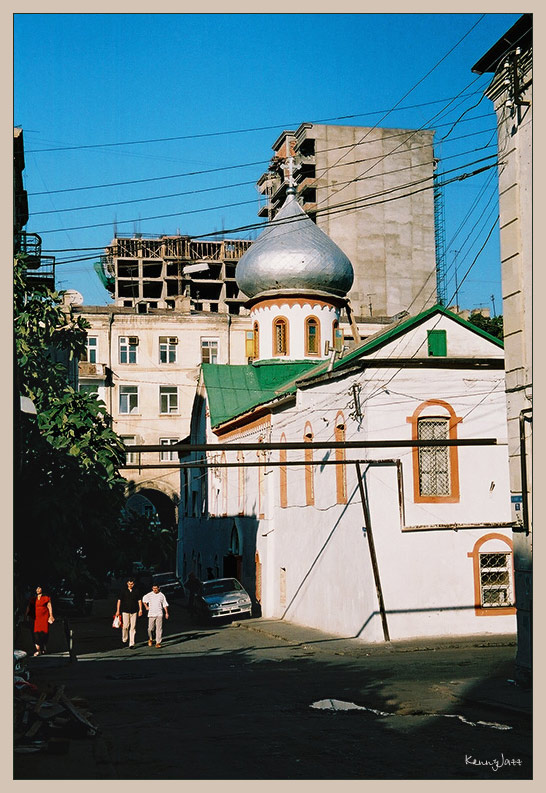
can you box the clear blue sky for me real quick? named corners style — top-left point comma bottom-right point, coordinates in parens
top-left (14, 12), bottom-right (521, 312)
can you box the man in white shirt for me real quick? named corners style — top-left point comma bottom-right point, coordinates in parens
top-left (142, 584), bottom-right (169, 648)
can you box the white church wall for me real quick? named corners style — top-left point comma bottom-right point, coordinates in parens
top-left (255, 360), bottom-right (515, 641)
top-left (251, 300), bottom-right (339, 360)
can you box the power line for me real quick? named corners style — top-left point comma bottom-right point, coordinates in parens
top-left (34, 159), bottom-right (499, 238)
top-left (24, 92), bottom-right (489, 154)
top-left (26, 115), bottom-right (495, 199)
top-left (32, 149), bottom-right (497, 219)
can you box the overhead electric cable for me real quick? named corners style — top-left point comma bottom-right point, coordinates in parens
top-left (40, 161), bottom-right (499, 240)
top-left (24, 91), bottom-right (489, 154)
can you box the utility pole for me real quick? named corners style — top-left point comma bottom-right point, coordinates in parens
top-left (491, 293), bottom-right (496, 317)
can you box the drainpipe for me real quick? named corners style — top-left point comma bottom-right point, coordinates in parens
top-left (519, 408), bottom-right (532, 536)
top-left (107, 311), bottom-right (115, 421)
top-left (227, 313), bottom-right (231, 365)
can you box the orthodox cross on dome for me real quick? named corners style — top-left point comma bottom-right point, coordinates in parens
top-left (283, 156), bottom-right (297, 189)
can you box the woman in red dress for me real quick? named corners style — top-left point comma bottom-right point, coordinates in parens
top-left (26, 586), bottom-right (55, 656)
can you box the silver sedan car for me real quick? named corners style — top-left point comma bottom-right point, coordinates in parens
top-left (195, 578), bottom-right (252, 621)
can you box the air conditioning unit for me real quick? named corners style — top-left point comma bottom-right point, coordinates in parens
top-left (128, 337), bottom-right (139, 346)
top-left (168, 337), bottom-right (178, 345)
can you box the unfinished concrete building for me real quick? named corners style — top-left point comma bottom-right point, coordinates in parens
top-left (256, 123), bottom-right (438, 320)
top-left (97, 235), bottom-right (252, 315)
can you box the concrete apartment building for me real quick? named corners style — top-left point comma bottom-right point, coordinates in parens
top-left (256, 123), bottom-right (438, 320)
top-left (472, 13), bottom-right (532, 682)
top-left (98, 235), bottom-right (252, 314)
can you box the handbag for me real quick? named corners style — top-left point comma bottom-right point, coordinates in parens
top-left (112, 614), bottom-right (121, 629)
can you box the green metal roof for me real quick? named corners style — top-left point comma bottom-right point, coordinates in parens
top-left (202, 360), bottom-right (319, 427)
top-left (202, 306), bottom-right (503, 427)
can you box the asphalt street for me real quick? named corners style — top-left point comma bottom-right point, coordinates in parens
top-left (14, 594), bottom-right (532, 781)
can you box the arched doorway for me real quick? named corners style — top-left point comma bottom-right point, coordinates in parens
top-left (224, 524), bottom-right (242, 580)
top-left (124, 486), bottom-right (178, 572)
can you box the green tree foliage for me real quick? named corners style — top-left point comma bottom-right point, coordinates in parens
top-left (468, 312), bottom-right (504, 341)
top-left (14, 256), bottom-right (127, 592)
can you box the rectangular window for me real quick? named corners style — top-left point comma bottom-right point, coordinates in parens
top-left (84, 336), bottom-right (98, 363)
top-left (119, 385), bottom-right (139, 414)
top-left (417, 418), bottom-right (450, 496)
top-left (159, 336), bottom-right (177, 364)
top-left (479, 552), bottom-right (514, 607)
top-left (121, 435), bottom-right (139, 465)
top-left (427, 329), bottom-right (447, 357)
top-left (79, 383), bottom-right (99, 398)
top-left (119, 336), bottom-right (138, 364)
top-left (201, 338), bottom-right (218, 364)
top-left (160, 437), bottom-right (178, 461)
top-left (160, 386), bottom-right (178, 414)
top-left (245, 331), bottom-right (255, 359)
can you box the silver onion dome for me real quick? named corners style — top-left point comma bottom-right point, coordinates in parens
top-left (236, 190), bottom-right (354, 299)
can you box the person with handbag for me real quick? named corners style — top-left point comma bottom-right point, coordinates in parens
top-left (115, 579), bottom-right (142, 649)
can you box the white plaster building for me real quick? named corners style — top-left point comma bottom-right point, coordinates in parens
top-left (178, 190), bottom-right (515, 642)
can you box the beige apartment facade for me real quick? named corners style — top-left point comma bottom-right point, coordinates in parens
top-left (75, 304), bottom-right (254, 529)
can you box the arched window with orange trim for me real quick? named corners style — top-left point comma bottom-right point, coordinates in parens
top-left (305, 316), bottom-right (320, 356)
top-left (335, 412), bottom-right (347, 504)
top-left (467, 534), bottom-right (516, 616)
top-left (304, 422), bottom-right (314, 506)
top-left (332, 319), bottom-right (342, 351)
top-left (273, 317), bottom-right (288, 356)
top-left (406, 400), bottom-right (462, 503)
top-left (279, 433), bottom-right (288, 508)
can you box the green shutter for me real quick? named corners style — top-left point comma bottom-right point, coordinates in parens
top-left (427, 329), bottom-right (447, 356)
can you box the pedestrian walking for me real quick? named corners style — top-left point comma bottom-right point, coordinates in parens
top-left (142, 584), bottom-right (169, 648)
top-left (26, 586), bottom-right (54, 656)
top-left (115, 579), bottom-right (142, 648)
top-left (185, 571), bottom-right (201, 612)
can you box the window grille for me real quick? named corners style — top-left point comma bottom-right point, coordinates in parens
top-left (253, 322), bottom-right (259, 359)
top-left (417, 417), bottom-right (450, 496)
top-left (274, 319), bottom-right (287, 355)
top-left (479, 552), bottom-right (514, 607)
top-left (306, 318), bottom-right (319, 355)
